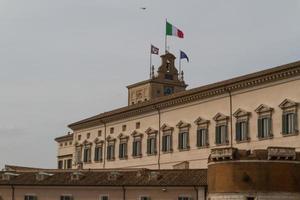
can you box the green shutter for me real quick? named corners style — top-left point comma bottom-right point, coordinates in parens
top-left (282, 114), bottom-right (287, 134)
top-left (196, 130), bottom-right (200, 147)
top-left (147, 138), bottom-right (150, 154)
top-left (215, 126), bottom-right (219, 144)
top-left (236, 122), bottom-right (241, 141)
top-left (294, 113), bottom-right (298, 132)
top-left (268, 117), bottom-right (272, 136)
top-left (258, 118), bottom-right (262, 138)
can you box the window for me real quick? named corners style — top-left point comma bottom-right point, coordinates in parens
top-left (255, 104), bottom-right (273, 139)
top-left (107, 143), bottom-right (115, 161)
top-left (258, 116), bottom-right (272, 139)
top-left (246, 197), bottom-right (255, 200)
top-left (140, 196), bottom-right (150, 200)
top-left (94, 145), bottom-right (103, 162)
top-left (164, 74), bottom-right (173, 80)
top-left (87, 133), bottom-right (90, 139)
top-left (25, 195), bottom-right (37, 200)
top-left (176, 121), bottom-right (190, 150)
top-left (197, 128), bottom-right (208, 147)
top-left (132, 137), bottom-right (142, 157)
top-left (136, 122), bottom-right (141, 129)
top-left (122, 125), bottom-right (127, 131)
top-left (75, 146), bottom-right (82, 164)
top-left (282, 112), bottom-right (297, 134)
top-left (58, 160), bottom-right (63, 169)
top-left (110, 127), bottom-right (114, 134)
top-left (162, 134), bottom-right (172, 152)
top-left (60, 196), bottom-right (73, 200)
top-left (215, 125), bottom-right (228, 145)
top-left (98, 130), bottom-right (102, 137)
top-left (67, 159), bottom-right (72, 169)
top-left (100, 195), bottom-right (109, 200)
top-left (213, 113), bottom-right (229, 145)
top-left (83, 145), bottom-right (91, 163)
top-left (147, 137), bottom-right (156, 155)
top-left (77, 135), bottom-right (81, 141)
top-left (236, 121), bottom-right (248, 142)
top-left (119, 142), bottom-right (127, 159)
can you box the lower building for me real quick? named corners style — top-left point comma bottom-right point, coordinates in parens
top-left (1, 146), bottom-right (300, 200)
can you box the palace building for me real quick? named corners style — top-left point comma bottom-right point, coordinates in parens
top-left (55, 52), bottom-right (300, 170)
top-left (1, 52), bottom-right (300, 200)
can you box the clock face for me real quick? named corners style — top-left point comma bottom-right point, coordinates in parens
top-left (164, 87), bottom-right (174, 95)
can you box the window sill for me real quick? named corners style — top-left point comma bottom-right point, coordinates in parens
top-left (282, 132), bottom-right (299, 137)
top-left (215, 142), bottom-right (229, 146)
top-left (147, 153), bottom-right (157, 156)
top-left (162, 150), bottom-right (173, 154)
top-left (94, 160), bottom-right (103, 163)
top-left (107, 158), bottom-right (115, 161)
top-left (119, 156), bottom-right (128, 160)
top-left (132, 155), bottom-right (143, 159)
top-left (83, 161), bottom-right (92, 164)
top-left (197, 145), bottom-right (209, 149)
top-left (178, 147), bottom-right (190, 152)
top-left (236, 138), bottom-right (251, 144)
top-left (258, 135), bottom-right (273, 141)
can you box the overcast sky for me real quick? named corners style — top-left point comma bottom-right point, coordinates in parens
top-left (1, 0), bottom-right (300, 168)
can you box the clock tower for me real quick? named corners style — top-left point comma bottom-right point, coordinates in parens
top-left (127, 52), bottom-right (187, 105)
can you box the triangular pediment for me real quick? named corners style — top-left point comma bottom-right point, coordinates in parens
top-left (233, 108), bottom-right (251, 118)
top-left (94, 138), bottom-right (104, 144)
top-left (118, 133), bottom-right (129, 139)
top-left (255, 104), bottom-right (273, 113)
top-left (161, 124), bottom-right (174, 132)
top-left (131, 130), bottom-right (143, 137)
top-left (176, 120), bottom-right (191, 128)
top-left (279, 99), bottom-right (298, 109)
top-left (213, 113), bottom-right (229, 121)
top-left (106, 135), bottom-right (116, 141)
top-left (194, 117), bottom-right (210, 125)
top-left (145, 127), bottom-right (158, 135)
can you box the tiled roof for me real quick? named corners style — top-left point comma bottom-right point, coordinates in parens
top-left (0, 169), bottom-right (207, 187)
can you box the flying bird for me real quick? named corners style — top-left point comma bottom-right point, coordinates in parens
top-left (140, 7), bottom-right (146, 10)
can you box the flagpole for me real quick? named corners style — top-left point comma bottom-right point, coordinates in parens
top-left (179, 53), bottom-right (181, 79)
top-left (150, 46), bottom-right (152, 78)
top-left (165, 18), bottom-right (167, 53)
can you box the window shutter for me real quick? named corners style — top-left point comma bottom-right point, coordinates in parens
top-left (294, 113), bottom-right (298, 132)
top-left (196, 130), bottom-right (200, 147)
top-left (162, 136), bottom-right (166, 152)
top-left (133, 142), bottom-right (136, 156)
top-left (258, 118), bottom-right (262, 138)
top-left (215, 126), bottom-right (219, 144)
top-left (236, 122), bottom-right (240, 141)
top-left (147, 138), bottom-right (150, 154)
top-left (119, 144), bottom-right (122, 158)
top-left (282, 114), bottom-right (287, 134)
top-left (170, 134), bottom-right (173, 151)
top-left (268, 117), bottom-right (272, 136)
top-left (225, 125), bottom-right (228, 143)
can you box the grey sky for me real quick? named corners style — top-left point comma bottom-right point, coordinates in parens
top-left (1, 0), bottom-right (300, 168)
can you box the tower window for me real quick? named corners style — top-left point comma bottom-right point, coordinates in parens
top-left (164, 74), bottom-right (173, 80)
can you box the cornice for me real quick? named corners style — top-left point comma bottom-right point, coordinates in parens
top-left (69, 61), bottom-right (300, 131)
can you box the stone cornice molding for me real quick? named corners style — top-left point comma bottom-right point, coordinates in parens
top-left (94, 138), bottom-right (104, 144)
top-left (213, 113), bottom-right (229, 121)
top-left (145, 127), bottom-right (158, 135)
top-left (176, 120), bottom-right (191, 129)
top-left (255, 104), bottom-right (273, 114)
top-left (106, 135), bottom-right (116, 142)
top-left (118, 133), bottom-right (129, 139)
top-left (69, 61), bottom-right (300, 131)
top-left (161, 124), bottom-right (174, 132)
top-left (131, 130), bottom-right (143, 138)
top-left (233, 108), bottom-right (251, 118)
top-left (279, 99), bottom-right (298, 109)
top-left (194, 117), bottom-right (210, 125)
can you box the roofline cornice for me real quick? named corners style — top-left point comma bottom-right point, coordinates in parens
top-left (69, 61), bottom-right (300, 131)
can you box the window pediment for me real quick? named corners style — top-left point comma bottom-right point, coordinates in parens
top-left (194, 117), bottom-right (210, 125)
top-left (161, 124), bottom-right (174, 132)
top-left (94, 138), bottom-right (104, 144)
top-left (82, 140), bottom-right (92, 146)
top-left (106, 135), bottom-right (116, 142)
top-left (176, 120), bottom-right (191, 129)
top-left (213, 113), bottom-right (229, 121)
top-left (255, 104), bottom-right (273, 114)
top-left (131, 130), bottom-right (143, 137)
top-left (145, 127), bottom-right (158, 135)
top-left (279, 99), bottom-right (298, 109)
top-left (233, 108), bottom-right (251, 118)
top-left (118, 133), bottom-right (129, 139)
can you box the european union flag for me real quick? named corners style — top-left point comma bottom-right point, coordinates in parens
top-left (180, 50), bottom-right (189, 62)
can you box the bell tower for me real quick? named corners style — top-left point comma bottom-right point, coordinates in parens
top-left (127, 52), bottom-right (187, 105)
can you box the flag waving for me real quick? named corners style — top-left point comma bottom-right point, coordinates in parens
top-left (180, 50), bottom-right (189, 62)
top-left (166, 21), bottom-right (184, 38)
top-left (151, 45), bottom-right (159, 55)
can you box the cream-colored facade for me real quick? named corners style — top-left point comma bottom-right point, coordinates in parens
top-left (56, 53), bottom-right (300, 170)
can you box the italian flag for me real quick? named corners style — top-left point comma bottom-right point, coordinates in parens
top-left (166, 21), bottom-right (184, 38)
